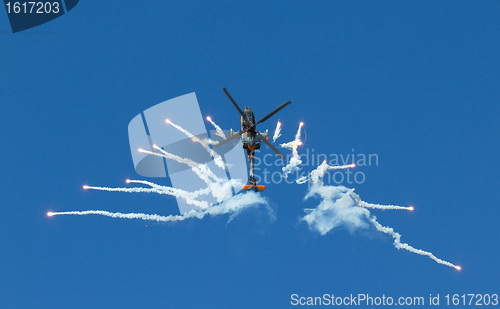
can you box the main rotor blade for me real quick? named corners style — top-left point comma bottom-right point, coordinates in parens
top-left (254, 100), bottom-right (291, 126)
top-left (257, 132), bottom-right (285, 160)
top-left (213, 132), bottom-right (241, 148)
top-left (223, 88), bottom-right (244, 117)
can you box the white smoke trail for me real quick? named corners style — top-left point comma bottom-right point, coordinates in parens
top-left (83, 185), bottom-right (157, 194)
top-left (272, 121), bottom-right (282, 142)
top-left (127, 179), bottom-right (211, 207)
top-left (295, 122), bottom-right (303, 141)
top-left (151, 145), bottom-right (221, 182)
top-left (139, 147), bottom-right (219, 184)
top-left (281, 122), bottom-right (304, 178)
top-left (85, 133), bottom-right (246, 209)
top-left (349, 189), bottom-right (413, 211)
top-left (295, 161), bottom-right (355, 184)
top-left (204, 139), bottom-right (221, 146)
top-left (296, 176), bottom-right (308, 184)
top-left (150, 145), bottom-right (199, 167)
top-left (364, 213), bottom-right (459, 269)
top-left (53, 140), bottom-right (261, 222)
top-left (280, 140), bottom-right (302, 150)
top-left (300, 164), bottom-right (459, 269)
top-left (309, 161), bottom-right (355, 183)
top-left (206, 116), bottom-right (226, 140)
top-left (165, 119), bottom-right (197, 139)
top-left (207, 177), bottom-right (244, 204)
top-left (301, 185), bottom-right (369, 234)
top-left (83, 184), bottom-right (210, 208)
top-left (127, 179), bottom-right (210, 199)
top-left (48, 191), bottom-right (269, 224)
top-left (166, 119), bottom-right (227, 170)
top-left (85, 132), bottom-right (246, 209)
top-left (281, 157), bottom-right (302, 178)
top-left (140, 145), bottom-right (241, 204)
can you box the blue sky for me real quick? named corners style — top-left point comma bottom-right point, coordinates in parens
top-left (1, 1), bottom-right (499, 308)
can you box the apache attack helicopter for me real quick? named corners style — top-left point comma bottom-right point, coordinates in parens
top-left (214, 88), bottom-right (291, 192)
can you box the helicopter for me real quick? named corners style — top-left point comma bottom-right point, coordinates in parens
top-left (214, 88), bottom-right (291, 192)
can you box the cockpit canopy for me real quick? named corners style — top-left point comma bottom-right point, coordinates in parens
top-left (242, 106), bottom-right (255, 128)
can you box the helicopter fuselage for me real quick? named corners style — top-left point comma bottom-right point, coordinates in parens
top-left (218, 88), bottom-right (291, 192)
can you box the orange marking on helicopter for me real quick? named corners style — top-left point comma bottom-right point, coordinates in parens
top-left (246, 144), bottom-right (259, 152)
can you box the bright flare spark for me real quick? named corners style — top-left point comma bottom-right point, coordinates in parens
top-left (48, 192), bottom-right (270, 224)
top-left (149, 145), bottom-right (220, 183)
top-left (348, 188), bottom-right (412, 211)
top-left (365, 212), bottom-right (459, 269)
top-left (166, 119), bottom-right (227, 170)
top-left (50, 128), bottom-right (272, 224)
top-left (77, 142), bottom-right (241, 209)
top-left (77, 184), bottom-right (209, 209)
top-left (301, 165), bottom-right (459, 270)
top-left (206, 116), bottom-right (226, 139)
top-left (83, 185), bottom-right (89, 189)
